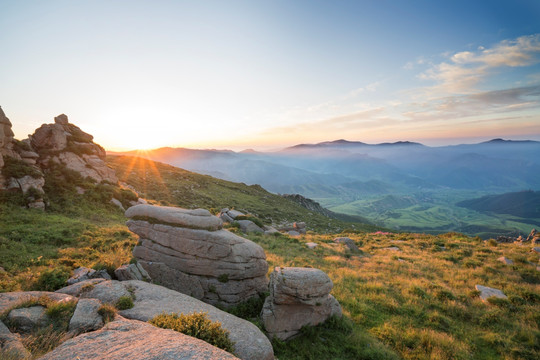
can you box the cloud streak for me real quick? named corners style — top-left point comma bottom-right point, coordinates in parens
top-left (420, 34), bottom-right (540, 94)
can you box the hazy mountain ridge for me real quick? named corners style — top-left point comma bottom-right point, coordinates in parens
top-left (115, 138), bottom-right (540, 236)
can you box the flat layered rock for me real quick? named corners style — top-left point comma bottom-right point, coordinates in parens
top-left (475, 285), bottom-right (508, 303)
top-left (126, 204), bottom-right (223, 231)
top-left (57, 280), bottom-right (273, 360)
top-left (39, 318), bottom-right (238, 360)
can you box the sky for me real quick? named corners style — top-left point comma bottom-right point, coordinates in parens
top-left (1, 0), bottom-right (540, 151)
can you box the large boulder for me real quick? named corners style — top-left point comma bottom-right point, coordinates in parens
top-left (39, 318), bottom-right (239, 360)
top-left (57, 280), bottom-right (274, 360)
top-left (126, 204), bottom-right (268, 307)
top-left (261, 267), bottom-right (342, 340)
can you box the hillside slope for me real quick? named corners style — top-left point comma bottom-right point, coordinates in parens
top-left (457, 190), bottom-right (540, 220)
top-left (106, 155), bottom-right (378, 233)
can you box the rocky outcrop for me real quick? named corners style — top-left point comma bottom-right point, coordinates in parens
top-left (114, 263), bottom-right (151, 282)
top-left (218, 209), bottom-right (264, 233)
top-left (67, 267), bottom-right (111, 285)
top-left (30, 114), bottom-right (117, 184)
top-left (526, 229), bottom-right (538, 243)
top-left (39, 318), bottom-right (239, 360)
top-left (261, 267), bottom-right (342, 340)
top-left (334, 237), bottom-right (359, 252)
top-left (56, 279), bottom-right (274, 360)
top-left (0, 107), bottom-right (46, 208)
top-left (126, 204), bottom-right (269, 307)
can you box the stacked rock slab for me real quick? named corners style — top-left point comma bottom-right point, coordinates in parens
top-left (261, 267), bottom-right (342, 340)
top-left (126, 204), bottom-right (269, 307)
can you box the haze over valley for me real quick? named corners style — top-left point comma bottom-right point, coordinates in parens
top-left (116, 138), bottom-right (540, 238)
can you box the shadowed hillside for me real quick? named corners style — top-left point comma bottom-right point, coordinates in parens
top-left (107, 155), bottom-right (377, 233)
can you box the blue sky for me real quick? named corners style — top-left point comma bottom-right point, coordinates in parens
top-left (1, 0), bottom-right (539, 150)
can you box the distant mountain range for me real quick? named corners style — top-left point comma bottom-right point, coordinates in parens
top-left (110, 139), bottom-right (540, 236)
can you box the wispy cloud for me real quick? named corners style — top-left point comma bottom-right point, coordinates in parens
top-left (420, 34), bottom-right (540, 94)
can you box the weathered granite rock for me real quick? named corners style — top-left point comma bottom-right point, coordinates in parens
top-left (68, 298), bottom-right (104, 335)
top-left (114, 263), bottom-right (151, 281)
top-left (334, 237), bottom-right (359, 252)
top-left (293, 222), bottom-right (307, 234)
top-left (226, 209), bottom-right (244, 219)
top-left (57, 280), bottom-right (274, 360)
top-left (497, 256), bottom-right (514, 265)
top-left (236, 220), bottom-right (264, 233)
top-left (263, 226), bottom-right (279, 235)
top-left (7, 306), bottom-right (47, 334)
top-left (126, 204), bottom-right (223, 231)
top-left (39, 318), bottom-right (239, 360)
top-left (67, 267), bottom-right (111, 285)
top-left (261, 267), bottom-right (342, 340)
top-left (0, 320), bottom-right (31, 360)
top-left (110, 198), bottom-right (125, 211)
top-left (288, 230), bottom-right (300, 236)
top-left (0, 292), bottom-right (76, 314)
top-left (525, 229), bottom-right (537, 243)
top-left (30, 114), bottom-right (117, 183)
top-left (55, 278), bottom-right (107, 297)
top-left (126, 205), bottom-right (268, 307)
top-left (475, 285), bottom-right (508, 303)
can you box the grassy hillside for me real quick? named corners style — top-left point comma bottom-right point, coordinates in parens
top-left (107, 155), bottom-right (378, 233)
top-left (458, 190), bottom-right (540, 220)
top-left (1, 156), bottom-right (538, 359)
top-left (242, 231), bottom-right (540, 360)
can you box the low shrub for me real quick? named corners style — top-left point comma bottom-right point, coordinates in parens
top-left (149, 312), bottom-right (235, 353)
top-left (32, 267), bottom-right (70, 291)
top-left (98, 304), bottom-right (117, 323)
top-left (224, 293), bottom-right (268, 320)
top-left (2, 156), bottom-right (42, 179)
top-left (115, 296), bottom-right (134, 310)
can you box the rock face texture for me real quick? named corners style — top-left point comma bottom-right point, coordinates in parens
top-left (0, 106), bottom-right (46, 208)
top-left (114, 263), bottom-right (151, 281)
top-left (56, 279), bottom-right (274, 360)
top-left (0, 320), bottom-right (31, 360)
top-left (40, 318), bottom-right (239, 360)
top-left (261, 267), bottom-right (342, 340)
top-left (30, 114), bottom-right (117, 183)
top-left (126, 204), bottom-right (269, 307)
